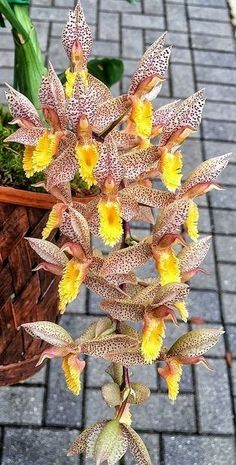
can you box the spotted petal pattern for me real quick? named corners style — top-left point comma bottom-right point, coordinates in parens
top-left (179, 153), bottom-right (231, 197)
top-left (167, 328), bottom-right (224, 358)
top-left (5, 85), bottom-right (42, 127)
top-left (62, 1), bottom-right (93, 63)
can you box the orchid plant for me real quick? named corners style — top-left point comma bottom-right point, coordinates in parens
top-left (4, 2), bottom-right (230, 464)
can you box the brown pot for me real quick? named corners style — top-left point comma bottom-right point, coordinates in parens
top-left (0, 186), bottom-right (62, 386)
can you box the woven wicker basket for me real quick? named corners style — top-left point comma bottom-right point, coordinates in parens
top-left (0, 186), bottom-right (61, 385)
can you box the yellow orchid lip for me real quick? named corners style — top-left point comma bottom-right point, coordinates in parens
top-left (75, 142), bottom-right (99, 188)
top-left (160, 150), bottom-right (183, 192)
top-left (58, 258), bottom-right (87, 313)
top-left (155, 248), bottom-right (181, 286)
top-left (129, 98), bottom-right (153, 140)
top-left (141, 316), bottom-right (165, 363)
top-left (31, 131), bottom-right (59, 173)
top-left (98, 199), bottom-right (123, 247)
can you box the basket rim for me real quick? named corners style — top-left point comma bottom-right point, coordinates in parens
top-left (0, 186), bottom-right (95, 209)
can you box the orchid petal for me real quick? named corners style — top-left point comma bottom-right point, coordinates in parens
top-left (26, 237), bottom-right (68, 267)
top-left (21, 321), bottom-right (74, 346)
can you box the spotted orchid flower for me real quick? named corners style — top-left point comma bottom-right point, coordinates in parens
top-left (124, 34), bottom-right (171, 147)
top-left (157, 90), bottom-right (205, 192)
top-left (158, 327), bottom-right (224, 401)
top-left (5, 64), bottom-right (68, 177)
top-left (101, 282), bottom-right (189, 363)
top-left (77, 135), bottom-right (155, 246)
top-left (21, 319), bottom-right (138, 396)
top-left (178, 236), bottom-right (211, 283)
top-left (177, 153), bottom-right (230, 240)
top-left (119, 91), bottom-right (205, 192)
top-left (100, 199), bottom-right (191, 286)
top-left (27, 214), bottom-right (130, 314)
top-left (68, 418), bottom-right (152, 465)
top-left (62, 1), bottom-right (93, 96)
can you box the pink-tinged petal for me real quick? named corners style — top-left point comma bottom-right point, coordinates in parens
top-left (120, 146), bottom-right (159, 181)
top-left (36, 346), bottom-right (71, 366)
top-left (21, 321), bottom-right (74, 346)
top-left (104, 349), bottom-right (150, 366)
top-left (153, 199), bottom-right (190, 245)
top-left (33, 261), bottom-right (64, 276)
top-left (46, 134), bottom-right (77, 190)
top-left (60, 211), bottom-right (79, 242)
top-left (5, 84), bottom-right (42, 128)
top-left (69, 207), bottom-right (91, 255)
top-left (152, 282), bottom-right (189, 306)
top-left (49, 182), bottom-right (72, 205)
top-left (69, 74), bottom-right (112, 127)
top-left (119, 194), bottom-right (139, 222)
top-left (101, 299), bottom-right (145, 321)
top-left (159, 89), bottom-right (205, 148)
top-left (62, 1), bottom-right (93, 64)
top-left (80, 334), bottom-right (138, 357)
top-left (123, 185), bottom-right (175, 208)
top-left (68, 75), bottom-right (99, 127)
top-left (128, 33), bottom-right (170, 96)
top-left (179, 153), bottom-right (231, 198)
top-left (167, 327), bottom-right (224, 358)
top-left (101, 238), bottom-right (152, 277)
top-left (94, 134), bottom-right (124, 187)
top-left (84, 275), bottom-right (128, 300)
top-left (26, 237), bottom-right (68, 267)
top-left (152, 100), bottom-right (180, 133)
top-left (4, 127), bottom-right (44, 145)
top-left (132, 278), bottom-right (161, 304)
top-left (111, 131), bottom-right (140, 151)
top-left (178, 236), bottom-right (211, 279)
top-left (134, 205), bottom-right (155, 225)
top-left (105, 271), bottom-right (137, 287)
top-left (88, 74), bottom-right (112, 103)
top-left (93, 94), bottom-right (131, 133)
top-left (80, 198), bottom-right (100, 236)
top-left (39, 63), bottom-right (67, 129)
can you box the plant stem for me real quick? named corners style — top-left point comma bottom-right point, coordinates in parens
top-left (114, 218), bottom-right (132, 419)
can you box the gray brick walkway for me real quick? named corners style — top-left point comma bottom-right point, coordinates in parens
top-left (0, 1), bottom-right (236, 464)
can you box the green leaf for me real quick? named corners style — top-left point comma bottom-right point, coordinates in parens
top-left (127, 0), bottom-right (138, 3)
top-left (0, 12), bottom-right (5, 26)
top-left (87, 58), bottom-right (124, 88)
top-left (8, 0), bottom-right (29, 4)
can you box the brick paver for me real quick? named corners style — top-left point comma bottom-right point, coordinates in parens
top-left (0, 1), bottom-right (236, 464)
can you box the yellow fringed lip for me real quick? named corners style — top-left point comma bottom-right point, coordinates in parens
top-left (130, 98), bottom-right (153, 140)
top-left (58, 258), bottom-right (85, 313)
top-left (141, 317), bottom-right (165, 363)
top-left (160, 150), bottom-right (183, 192)
top-left (155, 248), bottom-right (181, 286)
top-left (62, 354), bottom-right (85, 396)
top-left (75, 143), bottom-right (99, 188)
top-left (98, 199), bottom-right (123, 247)
top-left (185, 201), bottom-right (199, 242)
top-left (65, 69), bottom-right (78, 98)
top-left (23, 146), bottom-right (35, 178)
top-left (42, 204), bottom-right (65, 240)
top-left (158, 359), bottom-right (183, 401)
top-left (31, 131), bottom-right (58, 172)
